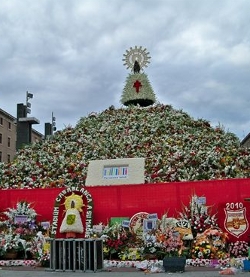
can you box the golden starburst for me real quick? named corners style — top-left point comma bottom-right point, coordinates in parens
top-left (63, 193), bottom-right (84, 212)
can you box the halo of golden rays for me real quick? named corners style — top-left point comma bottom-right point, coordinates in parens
top-left (63, 193), bottom-right (84, 212)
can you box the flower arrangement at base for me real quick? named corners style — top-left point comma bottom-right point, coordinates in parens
top-left (141, 224), bottom-right (184, 260)
top-left (0, 200), bottom-right (38, 240)
top-left (0, 233), bottom-right (25, 258)
top-left (119, 248), bottom-right (142, 261)
top-left (99, 214), bottom-right (187, 261)
top-left (1, 200), bottom-right (37, 225)
top-left (191, 227), bottom-right (228, 259)
top-left (178, 194), bottom-right (218, 238)
top-left (39, 252), bottom-right (50, 267)
top-left (191, 236), bottom-right (212, 259)
top-left (102, 223), bottom-right (139, 260)
top-left (0, 200), bottom-right (49, 260)
top-left (140, 232), bottom-right (160, 259)
top-left (156, 228), bottom-right (184, 259)
top-left (25, 231), bottom-right (46, 260)
top-left (228, 241), bottom-right (249, 258)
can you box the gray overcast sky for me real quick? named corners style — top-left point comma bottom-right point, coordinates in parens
top-left (1, 0), bottom-right (250, 140)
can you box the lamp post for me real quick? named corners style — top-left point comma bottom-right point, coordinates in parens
top-left (44, 112), bottom-right (56, 138)
top-left (52, 112), bottom-right (56, 134)
top-left (16, 91), bottom-right (39, 150)
top-left (26, 91), bottom-right (33, 114)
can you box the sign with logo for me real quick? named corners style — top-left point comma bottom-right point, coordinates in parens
top-left (86, 158), bottom-right (145, 186)
top-left (103, 165), bottom-right (128, 179)
top-left (224, 202), bottom-right (249, 238)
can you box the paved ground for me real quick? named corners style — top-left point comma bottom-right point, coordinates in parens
top-left (0, 266), bottom-right (249, 277)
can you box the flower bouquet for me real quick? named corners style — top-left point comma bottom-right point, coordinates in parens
top-left (228, 240), bottom-right (249, 258)
top-left (102, 223), bottom-right (138, 260)
top-left (39, 252), bottom-right (50, 267)
top-left (191, 236), bottom-right (212, 259)
top-left (0, 233), bottom-right (25, 259)
top-left (154, 227), bottom-right (184, 259)
top-left (154, 227), bottom-right (186, 272)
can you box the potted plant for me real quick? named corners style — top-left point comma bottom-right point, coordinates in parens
top-left (163, 254), bottom-right (186, 273)
top-left (155, 227), bottom-right (186, 272)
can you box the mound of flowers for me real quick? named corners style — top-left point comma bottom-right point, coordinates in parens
top-left (0, 104), bottom-right (250, 189)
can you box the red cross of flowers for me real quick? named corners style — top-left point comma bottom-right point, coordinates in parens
top-left (133, 80), bottom-right (142, 93)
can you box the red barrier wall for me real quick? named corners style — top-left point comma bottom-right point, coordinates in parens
top-left (0, 178), bottom-right (250, 241)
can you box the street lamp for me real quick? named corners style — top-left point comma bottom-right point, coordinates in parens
top-left (52, 112), bottom-right (56, 132)
top-left (16, 91), bottom-right (39, 150)
top-left (26, 91), bottom-right (33, 114)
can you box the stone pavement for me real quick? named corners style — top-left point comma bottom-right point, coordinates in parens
top-left (0, 266), bottom-right (250, 277)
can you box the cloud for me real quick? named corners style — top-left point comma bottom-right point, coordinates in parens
top-left (0, 0), bottom-right (250, 140)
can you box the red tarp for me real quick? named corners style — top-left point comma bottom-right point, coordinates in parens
top-left (0, 178), bottom-right (250, 241)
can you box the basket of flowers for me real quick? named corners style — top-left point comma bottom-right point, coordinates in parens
top-left (0, 233), bottom-right (25, 259)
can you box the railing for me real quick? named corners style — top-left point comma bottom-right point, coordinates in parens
top-left (47, 238), bottom-right (103, 272)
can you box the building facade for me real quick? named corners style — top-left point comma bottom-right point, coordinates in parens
top-left (0, 108), bottom-right (43, 163)
top-left (241, 133), bottom-right (250, 148)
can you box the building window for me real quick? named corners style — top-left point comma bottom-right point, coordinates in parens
top-left (0, 133), bottom-right (2, 144)
top-left (8, 122), bottom-right (11, 129)
top-left (0, 151), bottom-right (2, 162)
top-left (0, 117), bottom-right (3, 125)
top-left (8, 137), bottom-right (11, 147)
top-left (7, 154), bottom-right (10, 163)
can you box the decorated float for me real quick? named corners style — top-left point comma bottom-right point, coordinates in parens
top-left (1, 46), bottom-right (250, 272)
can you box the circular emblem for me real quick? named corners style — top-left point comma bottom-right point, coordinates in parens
top-left (123, 46), bottom-right (151, 70)
top-left (129, 212), bottom-right (149, 233)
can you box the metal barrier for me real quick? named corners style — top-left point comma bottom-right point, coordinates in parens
top-left (48, 238), bottom-right (103, 272)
